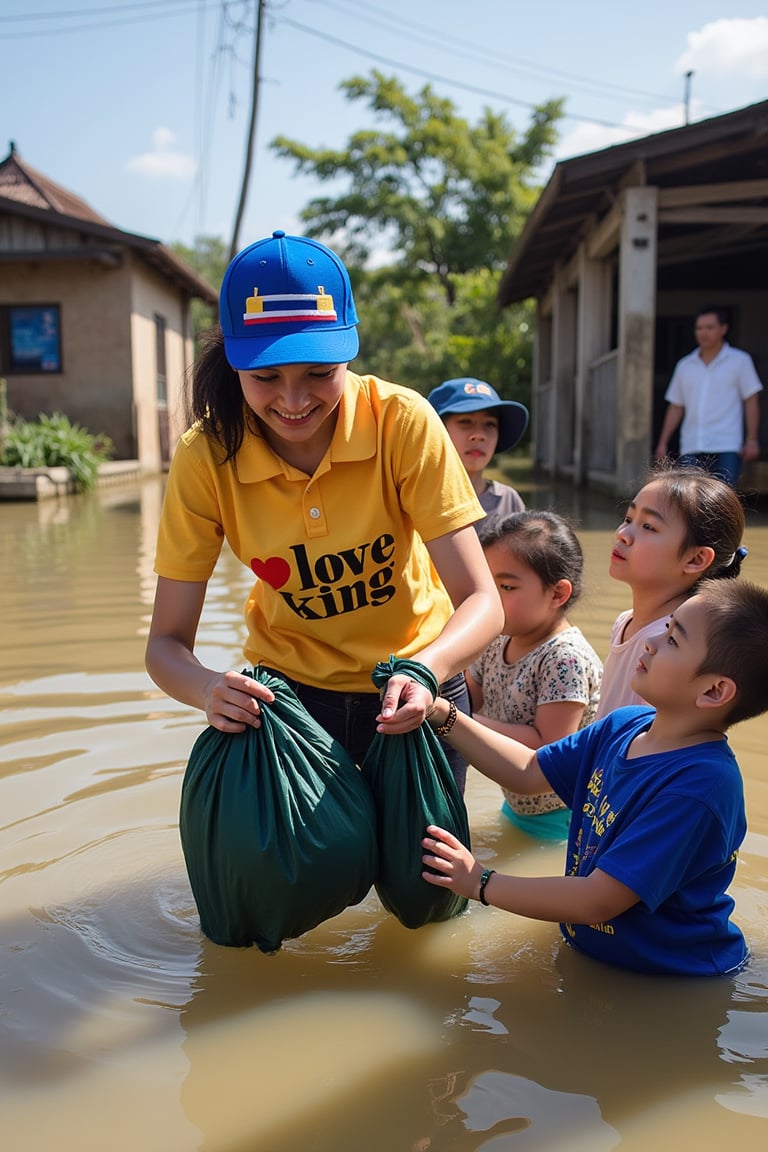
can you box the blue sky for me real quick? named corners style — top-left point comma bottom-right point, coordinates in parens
top-left (3, 1), bottom-right (768, 253)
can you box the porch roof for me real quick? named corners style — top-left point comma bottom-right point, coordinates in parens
top-left (498, 100), bottom-right (768, 305)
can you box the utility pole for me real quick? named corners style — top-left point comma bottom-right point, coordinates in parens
top-left (229, 0), bottom-right (266, 260)
top-left (683, 70), bottom-right (694, 126)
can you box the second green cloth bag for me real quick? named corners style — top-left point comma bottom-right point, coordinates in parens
top-left (362, 656), bottom-right (471, 928)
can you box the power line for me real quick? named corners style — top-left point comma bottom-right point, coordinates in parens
top-left (279, 15), bottom-right (630, 128)
top-left (320, 0), bottom-right (682, 108)
top-left (0, 0), bottom-right (204, 21)
top-left (0, 0), bottom-right (222, 37)
top-left (230, 0), bottom-right (265, 257)
top-left (170, 0), bottom-right (229, 241)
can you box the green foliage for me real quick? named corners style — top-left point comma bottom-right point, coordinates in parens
top-left (268, 69), bottom-right (558, 417)
top-left (354, 266), bottom-right (533, 413)
top-left (0, 411), bottom-right (113, 490)
top-left (272, 70), bottom-right (562, 304)
top-left (172, 73), bottom-right (559, 424)
top-left (172, 235), bottom-right (229, 291)
top-left (171, 234), bottom-right (228, 342)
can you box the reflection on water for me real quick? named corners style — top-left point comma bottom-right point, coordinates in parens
top-left (1, 475), bottom-right (768, 1152)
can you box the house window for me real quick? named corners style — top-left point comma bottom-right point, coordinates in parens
top-left (154, 313), bottom-right (167, 404)
top-left (0, 304), bottom-right (62, 373)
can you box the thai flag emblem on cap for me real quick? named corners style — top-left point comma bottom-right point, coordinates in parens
top-left (243, 286), bottom-right (338, 325)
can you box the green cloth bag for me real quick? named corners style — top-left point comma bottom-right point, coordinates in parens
top-left (180, 667), bottom-right (379, 952)
top-left (361, 656), bottom-right (470, 928)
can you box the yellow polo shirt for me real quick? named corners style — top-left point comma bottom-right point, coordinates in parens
top-left (154, 372), bottom-right (484, 691)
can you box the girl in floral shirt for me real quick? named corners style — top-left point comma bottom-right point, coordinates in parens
top-left (467, 511), bottom-right (602, 839)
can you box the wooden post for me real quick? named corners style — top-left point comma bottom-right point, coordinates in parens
top-left (616, 186), bottom-right (658, 494)
top-left (575, 246), bottom-right (609, 484)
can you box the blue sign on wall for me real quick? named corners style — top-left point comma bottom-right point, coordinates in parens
top-left (10, 306), bottom-right (61, 372)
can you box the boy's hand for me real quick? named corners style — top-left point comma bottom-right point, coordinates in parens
top-left (422, 825), bottom-right (483, 899)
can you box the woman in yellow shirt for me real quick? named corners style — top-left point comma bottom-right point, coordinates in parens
top-left (145, 230), bottom-right (503, 790)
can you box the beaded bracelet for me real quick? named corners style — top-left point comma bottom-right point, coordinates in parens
top-left (478, 868), bottom-right (496, 906)
top-left (434, 698), bottom-right (458, 737)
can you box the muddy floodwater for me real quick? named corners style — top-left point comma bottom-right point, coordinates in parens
top-left (1, 472), bottom-right (768, 1152)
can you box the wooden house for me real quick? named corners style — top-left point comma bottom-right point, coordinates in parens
top-left (497, 101), bottom-right (768, 495)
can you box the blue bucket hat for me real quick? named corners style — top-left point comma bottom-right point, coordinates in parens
top-left (428, 378), bottom-right (529, 453)
top-left (219, 230), bottom-right (360, 369)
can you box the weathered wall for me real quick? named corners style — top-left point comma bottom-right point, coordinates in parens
top-left (1, 241), bottom-right (196, 465)
top-left (1, 255), bottom-right (136, 456)
top-left (129, 254), bottom-right (193, 471)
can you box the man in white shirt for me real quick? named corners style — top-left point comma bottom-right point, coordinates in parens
top-left (655, 305), bottom-right (763, 487)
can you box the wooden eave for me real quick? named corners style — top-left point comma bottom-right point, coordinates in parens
top-left (498, 99), bottom-right (768, 305)
top-left (0, 194), bottom-right (217, 305)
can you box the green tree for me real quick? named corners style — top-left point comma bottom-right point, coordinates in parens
top-left (272, 71), bottom-right (562, 305)
top-left (171, 235), bottom-right (228, 342)
top-left (353, 267), bottom-right (533, 411)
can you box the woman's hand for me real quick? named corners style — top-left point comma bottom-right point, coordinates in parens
top-left (203, 668), bottom-right (275, 732)
top-left (375, 674), bottom-right (435, 734)
top-left (421, 825), bottom-right (483, 899)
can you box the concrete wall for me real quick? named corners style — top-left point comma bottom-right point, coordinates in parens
top-left (1, 256), bottom-right (136, 456)
top-left (2, 248), bottom-right (196, 466)
top-left (128, 254), bottom-right (193, 471)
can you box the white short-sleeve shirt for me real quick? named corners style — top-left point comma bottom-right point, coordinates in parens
top-left (664, 342), bottom-right (763, 455)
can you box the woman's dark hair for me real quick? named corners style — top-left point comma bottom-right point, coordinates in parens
top-left (643, 461), bottom-right (746, 583)
top-left (187, 326), bottom-right (253, 462)
top-left (478, 510), bottom-right (585, 608)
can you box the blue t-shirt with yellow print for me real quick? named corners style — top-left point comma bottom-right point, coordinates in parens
top-left (538, 705), bottom-right (748, 976)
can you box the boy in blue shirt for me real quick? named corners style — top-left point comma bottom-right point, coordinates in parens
top-left (411, 578), bottom-right (768, 976)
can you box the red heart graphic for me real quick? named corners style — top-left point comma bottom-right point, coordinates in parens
top-left (250, 556), bottom-right (291, 589)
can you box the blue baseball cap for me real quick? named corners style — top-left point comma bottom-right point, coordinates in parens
top-left (219, 230), bottom-right (360, 369)
top-left (428, 378), bottom-right (529, 452)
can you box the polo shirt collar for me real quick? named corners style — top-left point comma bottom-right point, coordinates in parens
top-left (235, 371), bottom-right (377, 482)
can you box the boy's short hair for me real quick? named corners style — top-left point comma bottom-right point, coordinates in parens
top-left (694, 304), bottom-right (729, 326)
top-left (695, 579), bottom-right (768, 726)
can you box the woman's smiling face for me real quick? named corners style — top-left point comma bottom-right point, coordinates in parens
top-left (237, 362), bottom-right (347, 458)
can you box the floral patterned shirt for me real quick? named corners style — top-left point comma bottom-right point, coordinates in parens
top-left (469, 626), bottom-right (603, 816)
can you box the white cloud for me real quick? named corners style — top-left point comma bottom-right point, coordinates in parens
top-left (555, 103), bottom-right (692, 162)
top-left (676, 17), bottom-right (768, 78)
top-left (125, 128), bottom-right (196, 179)
top-left (552, 16), bottom-right (768, 166)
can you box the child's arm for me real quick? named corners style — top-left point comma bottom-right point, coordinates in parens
top-left (422, 826), bottom-right (638, 924)
top-left (377, 526), bottom-right (503, 729)
top-left (473, 700), bottom-right (588, 750)
top-left (422, 697), bottom-right (550, 794)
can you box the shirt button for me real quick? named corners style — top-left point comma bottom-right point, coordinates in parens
top-left (309, 506), bottom-right (321, 519)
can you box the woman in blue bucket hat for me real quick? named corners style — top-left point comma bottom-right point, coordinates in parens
top-left (146, 231), bottom-right (503, 791)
